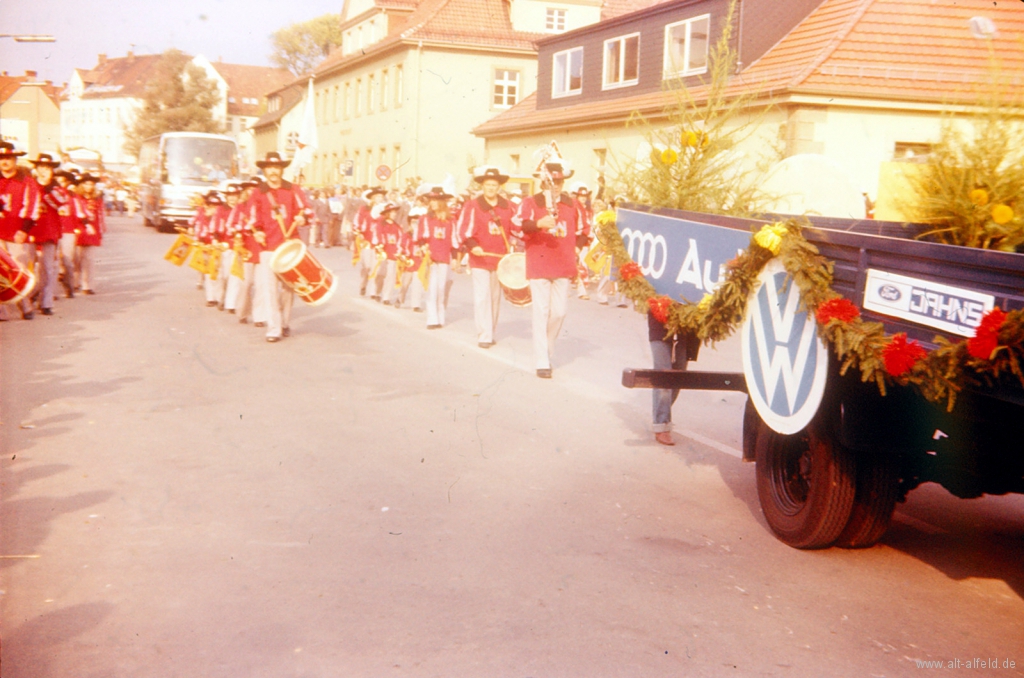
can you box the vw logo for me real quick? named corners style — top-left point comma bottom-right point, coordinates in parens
top-left (620, 228), bottom-right (668, 278)
top-left (878, 284), bottom-right (901, 301)
top-left (741, 259), bottom-right (829, 435)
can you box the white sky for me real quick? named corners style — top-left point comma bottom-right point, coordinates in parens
top-left (0, 0), bottom-right (346, 84)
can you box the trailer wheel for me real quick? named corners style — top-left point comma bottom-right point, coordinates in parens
top-left (755, 417), bottom-right (856, 549)
top-left (834, 454), bottom-right (899, 548)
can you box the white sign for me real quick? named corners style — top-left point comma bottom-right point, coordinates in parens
top-left (742, 259), bottom-right (829, 435)
top-left (862, 269), bottom-right (994, 337)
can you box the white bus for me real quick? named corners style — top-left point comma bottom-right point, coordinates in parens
top-left (137, 132), bottom-right (239, 231)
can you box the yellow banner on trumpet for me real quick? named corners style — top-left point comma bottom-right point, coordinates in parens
top-left (230, 249), bottom-right (245, 279)
top-left (164, 234), bottom-right (194, 266)
top-left (417, 253), bottom-right (432, 290)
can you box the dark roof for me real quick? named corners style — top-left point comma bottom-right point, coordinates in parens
top-left (213, 62), bottom-right (295, 117)
top-left (250, 80), bottom-right (307, 130)
top-left (77, 53), bottom-right (164, 99)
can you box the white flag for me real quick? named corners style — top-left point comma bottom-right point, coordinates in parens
top-left (292, 77), bottom-right (319, 170)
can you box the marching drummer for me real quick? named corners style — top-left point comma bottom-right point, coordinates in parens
top-left (457, 166), bottom-right (516, 349)
top-left (27, 153), bottom-right (66, 315)
top-left (512, 153), bottom-right (587, 378)
top-left (415, 182), bottom-right (457, 329)
top-left (370, 201), bottom-right (404, 305)
top-left (355, 187), bottom-right (386, 298)
top-left (0, 141), bottom-right (40, 320)
top-left (248, 151), bottom-right (313, 342)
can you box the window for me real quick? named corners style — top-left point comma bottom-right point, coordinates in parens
top-left (493, 69), bottom-right (520, 108)
top-left (552, 47), bottom-right (583, 97)
top-left (381, 70), bottom-right (389, 111)
top-left (333, 85), bottom-right (340, 122)
top-left (510, 154), bottom-right (520, 173)
top-left (603, 33), bottom-right (639, 89)
top-left (664, 14), bottom-right (710, 78)
top-left (395, 65), bottom-right (403, 107)
top-left (344, 82), bottom-right (352, 118)
top-left (368, 74), bottom-right (376, 113)
top-left (355, 78), bottom-right (362, 116)
top-left (393, 144), bottom-right (401, 182)
top-left (546, 8), bottom-right (566, 33)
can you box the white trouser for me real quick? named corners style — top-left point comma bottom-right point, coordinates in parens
top-left (359, 245), bottom-right (376, 294)
top-left (256, 251), bottom-right (292, 336)
top-left (529, 278), bottom-right (570, 370)
top-left (400, 269), bottom-right (424, 309)
top-left (471, 267), bottom-right (501, 344)
top-left (215, 250), bottom-right (233, 306)
top-left (224, 255), bottom-right (250, 311)
top-left (376, 259), bottom-right (398, 303)
top-left (78, 245), bottom-right (97, 292)
top-left (228, 261), bottom-right (255, 318)
top-left (426, 262), bottom-right (450, 326)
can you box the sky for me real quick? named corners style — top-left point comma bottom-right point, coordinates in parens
top-left (0, 0), bottom-right (346, 84)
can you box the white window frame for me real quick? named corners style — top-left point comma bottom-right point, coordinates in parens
top-left (546, 8), bottom-right (567, 33)
top-left (380, 69), bottom-right (389, 111)
top-left (602, 32), bottom-right (640, 90)
top-left (663, 14), bottom-right (711, 79)
top-left (493, 68), bottom-right (520, 109)
top-left (552, 46), bottom-right (583, 98)
top-left (395, 65), bottom-right (404, 108)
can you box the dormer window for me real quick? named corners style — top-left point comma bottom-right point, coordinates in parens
top-left (603, 33), bottom-right (639, 89)
top-left (552, 46), bottom-right (583, 98)
top-left (664, 14), bottom-right (710, 79)
top-left (546, 8), bottom-right (566, 33)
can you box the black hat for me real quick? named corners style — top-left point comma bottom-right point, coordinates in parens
top-left (535, 162), bottom-right (573, 181)
top-left (30, 152), bottom-right (61, 167)
top-left (0, 141), bottom-right (26, 158)
top-left (78, 172), bottom-right (100, 183)
top-left (472, 165), bottom-right (509, 184)
top-left (255, 151), bottom-right (291, 169)
top-left (204, 190), bottom-right (224, 205)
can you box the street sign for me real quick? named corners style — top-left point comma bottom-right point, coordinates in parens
top-left (375, 165), bottom-right (392, 182)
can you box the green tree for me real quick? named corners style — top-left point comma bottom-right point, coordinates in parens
top-left (124, 49), bottom-right (224, 157)
top-left (270, 13), bottom-right (343, 76)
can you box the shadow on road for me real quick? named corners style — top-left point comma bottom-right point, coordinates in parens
top-left (2, 602), bottom-right (115, 675)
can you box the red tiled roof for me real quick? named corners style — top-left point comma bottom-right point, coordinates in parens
top-left (0, 73), bottom-right (62, 108)
top-left (78, 53), bottom-right (164, 99)
top-left (475, 0), bottom-right (1024, 137)
top-left (212, 62), bottom-right (295, 117)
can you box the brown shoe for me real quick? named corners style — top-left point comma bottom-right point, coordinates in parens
top-left (655, 431), bottom-right (675, 446)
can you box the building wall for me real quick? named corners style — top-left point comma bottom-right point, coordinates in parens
top-left (60, 96), bottom-right (139, 169)
top-left (308, 45), bottom-right (538, 189)
top-left (509, 0), bottom-right (603, 34)
top-left (0, 84), bottom-right (61, 157)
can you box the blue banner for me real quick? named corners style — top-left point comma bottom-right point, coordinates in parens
top-left (616, 208), bottom-right (752, 302)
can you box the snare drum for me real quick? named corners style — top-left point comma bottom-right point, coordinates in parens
top-left (496, 252), bottom-right (531, 307)
top-left (270, 239), bottom-right (337, 306)
top-left (0, 246), bottom-right (36, 305)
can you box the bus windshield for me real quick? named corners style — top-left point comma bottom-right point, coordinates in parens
top-left (163, 136), bottom-right (237, 185)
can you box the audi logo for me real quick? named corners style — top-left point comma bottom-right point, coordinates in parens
top-left (620, 228), bottom-right (668, 278)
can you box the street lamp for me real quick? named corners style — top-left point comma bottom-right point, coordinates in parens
top-left (0, 34), bottom-right (56, 43)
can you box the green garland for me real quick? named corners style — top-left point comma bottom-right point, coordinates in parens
top-left (596, 211), bottom-right (1024, 410)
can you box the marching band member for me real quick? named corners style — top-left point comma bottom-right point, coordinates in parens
top-left (27, 153), bottom-right (66, 315)
top-left (370, 201), bottom-right (404, 305)
top-left (198, 190), bottom-right (225, 307)
top-left (416, 182), bottom-right (457, 329)
top-left (74, 173), bottom-right (105, 295)
top-left (512, 154), bottom-right (587, 379)
top-left (457, 166), bottom-right (515, 348)
top-left (398, 206), bottom-right (426, 312)
top-left (55, 169), bottom-right (80, 298)
top-left (355, 187), bottom-right (385, 298)
top-left (569, 181), bottom-right (594, 300)
top-left (248, 151), bottom-right (313, 342)
top-left (222, 182), bottom-right (251, 316)
top-left (0, 141), bottom-right (40, 320)
top-left (212, 189), bottom-right (235, 309)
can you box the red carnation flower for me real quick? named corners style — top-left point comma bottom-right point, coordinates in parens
top-left (967, 307), bottom-right (1008, 360)
top-left (619, 262), bottom-right (643, 282)
top-left (816, 298), bottom-right (860, 325)
top-left (648, 296), bottom-right (672, 324)
top-left (882, 333), bottom-right (927, 377)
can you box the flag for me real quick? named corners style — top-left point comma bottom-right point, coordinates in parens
top-left (292, 77), bottom-right (319, 172)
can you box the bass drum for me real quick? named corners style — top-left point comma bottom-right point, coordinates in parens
top-left (496, 252), bottom-right (531, 307)
top-left (0, 246), bottom-right (36, 305)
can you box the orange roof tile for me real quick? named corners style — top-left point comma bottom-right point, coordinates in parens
top-left (476, 0), bottom-right (1024, 138)
top-left (78, 53), bottom-right (164, 99)
top-left (212, 62), bottom-right (295, 117)
top-left (0, 73), bottom-right (63, 108)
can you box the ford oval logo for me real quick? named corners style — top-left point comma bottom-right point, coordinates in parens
top-left (878, 284), bottom-right (901, 301)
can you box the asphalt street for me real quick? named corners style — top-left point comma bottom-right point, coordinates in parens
top-left (1, 215), bottom-right (1022, 677)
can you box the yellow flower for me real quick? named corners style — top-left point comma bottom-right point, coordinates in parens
top-left (595, 210), bottom-right (617, 227)
top-left (697, 294), bottom-right (713, 312)
top-left (660, 148), bottom-right (678, 165)
top-left (683, 130), bottom-right (699, 147)
top-left (991, 204), bottom-right (1014, 225)
top-left (754, 223), bottom-right (784, 255)
top-left (969, 188), bottom-right (989, 206)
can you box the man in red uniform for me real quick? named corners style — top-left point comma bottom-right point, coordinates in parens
top-left (355, 187), bottom-right (386, 297)
top-left (27, 153), bottom-right (66, 315)
top-left (74, 173), bottom-right (105, 295)
top-left (457, 166), bottom-right (515, 348)
top-left (55, 169), bottom-right (80, 298)
top-left (415, 182), bottom-right (457, 328)
top-left (0, 141), bottom-right (40, 319)
top-left (512, 157), bottom-right (587, 378)
top-left (371, 201), bottom-right (404, 305)
top-left (249, 151), bottom-right (313, 342)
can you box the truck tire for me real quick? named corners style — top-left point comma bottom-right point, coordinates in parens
top-left (834, 454), bottom-right (899, 548)
top-left (755, 416), bottom-right (856, 549)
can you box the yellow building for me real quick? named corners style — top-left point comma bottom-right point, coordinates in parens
top-left (0, 70), bottom-right (62, 158)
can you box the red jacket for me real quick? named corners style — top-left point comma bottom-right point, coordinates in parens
top-left (227, 198), bottom-right (261, 260)
top-left (457, 195), bottom-right (515, 272)
top-left (248, 181), bottom-right (312, 252)
top-left (512, 192), bottom-right (585, 280)
top-left (416, 212), bottom-right (456, 265)
top-left (0, 168), bottom-right (40, 242)
top-left (75, 194), bottom-right (105, 247)
top-left (31, 180), bottom-right (65, 244)
top-left (372, 219), bottom-right (404, 260)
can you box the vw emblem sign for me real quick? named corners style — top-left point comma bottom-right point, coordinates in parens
top-left (741, 259), bottom-right (829, 435)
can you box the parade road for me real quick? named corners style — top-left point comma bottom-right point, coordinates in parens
top-left (2, 215), bottom-right (1022, 677)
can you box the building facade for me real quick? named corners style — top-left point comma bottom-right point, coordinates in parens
top-left (0, 70), bottom-right (62, 158)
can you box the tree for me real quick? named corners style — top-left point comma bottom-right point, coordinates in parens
top-left (270, 14), bottom-right (343, 76)
top-left (124, 49), bottom-right (224, 157)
